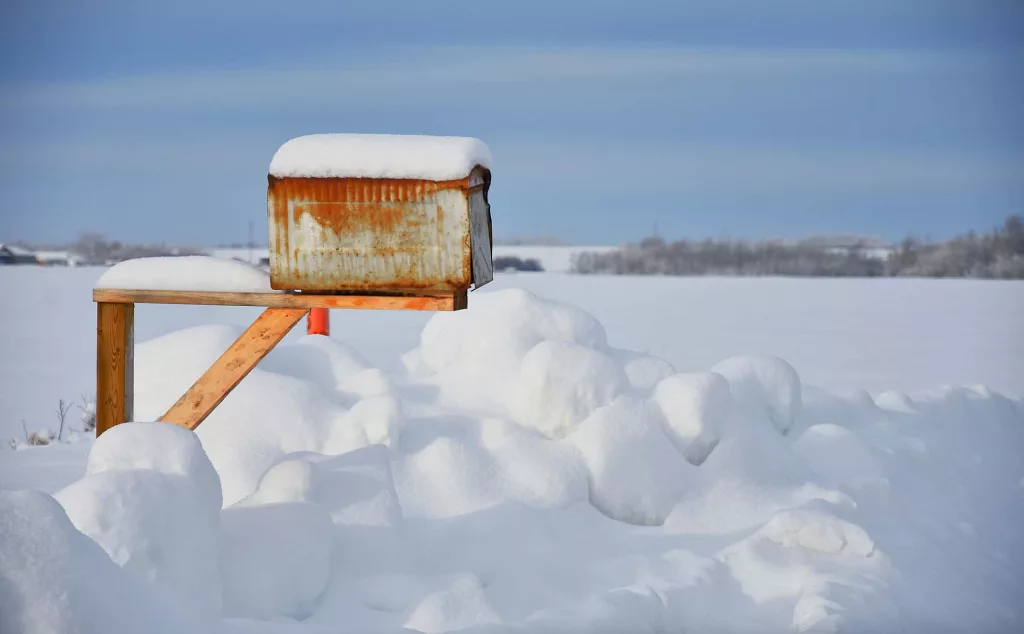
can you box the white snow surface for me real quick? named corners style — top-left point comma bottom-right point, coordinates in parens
top-left (2, 271), bottom-right (1024, 633)
top-left (269, 133), bottom-right (492, 180)
top-left (95, 256), bottom-right (277, 293)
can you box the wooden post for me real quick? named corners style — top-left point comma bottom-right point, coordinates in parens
top-left (160, 307), bottom-right (307, 430)
top-left (96, 302), bottom-right (134, 436)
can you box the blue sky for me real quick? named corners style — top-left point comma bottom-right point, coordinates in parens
top-left (1, 0), bottom-right (1022, 245)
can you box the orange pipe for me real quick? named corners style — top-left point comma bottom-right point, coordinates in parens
top-left (307, 308), bottom-right (330, 336)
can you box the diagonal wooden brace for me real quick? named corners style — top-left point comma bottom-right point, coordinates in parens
top-left (159, 307), bottom-right (308, 430)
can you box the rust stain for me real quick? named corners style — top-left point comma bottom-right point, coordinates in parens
top-left (310, 201), bottom-right (417, 238)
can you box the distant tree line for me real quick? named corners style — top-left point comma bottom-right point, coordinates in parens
top-left (573, 215), bottom-right (1024, 279)
top-left (71, 233), bottom-right (204, 265)
top-left (886, 216), bottom-right (1024, 278)
top-left (494, 235), bottom-right (567, 246)
top-left (493, 256), bottom-right (544, 272)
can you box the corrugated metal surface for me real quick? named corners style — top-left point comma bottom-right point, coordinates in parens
top-left (267, 167), bottom-right (492, 293)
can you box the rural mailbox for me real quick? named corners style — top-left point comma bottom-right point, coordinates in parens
top-left (267, 133), bottom-right (493, 294)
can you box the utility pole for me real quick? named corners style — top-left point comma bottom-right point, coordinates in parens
top-left (248, 221), bottom-right (254, 264)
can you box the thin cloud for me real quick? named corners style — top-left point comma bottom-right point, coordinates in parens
top-left (0, 46), bottom-right (997, 110)
top-left (500, 140), bottom-right (1024, 191)
top-left (5, 136), bottom-right (1021, 192)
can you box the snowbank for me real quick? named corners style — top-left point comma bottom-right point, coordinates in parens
top-left (712, 355), bottom-right (802, 435)
top-left (572, 396), bottom-right (693, 525)
top-left (95, 255), bottom-right (277, 293)
top-left (4, 287), bottom-right (1024, 633)
top-left (652, 372), bottom-right (730, 465)
top-left (0, 490), bottom-right (215, 634)
top-left (269, 133), bottom-right (492, 180)
top-left (514, 341), bottom-right (627, 438)
top-left (414, 288), bottom-right (617, 433)
top-left (54, 423), bottom-right (223, 616)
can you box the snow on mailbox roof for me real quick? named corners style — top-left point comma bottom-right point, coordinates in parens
top-left (269, 133), bottom-right (492, 181)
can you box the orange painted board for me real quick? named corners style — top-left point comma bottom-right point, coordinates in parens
top-left (93, 288), bottom-right (466, 311)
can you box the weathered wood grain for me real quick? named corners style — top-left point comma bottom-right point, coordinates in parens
top-left (96, 302), bottom-right (134, 436)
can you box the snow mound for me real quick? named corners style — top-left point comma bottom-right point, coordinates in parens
top-left (477, 417), bottom-right (589, 511)
top-left (269, 133), bottom-right (492, 180)
top-left (0, 489), bottom-right (215, 634)
top-left (572, 396), bottom-right (693, 525)
top-left (721, 501), bottom-right (893, 633)
top-left (417, 289), bottom-right (622, 434)
top-left (713, 355), bottom-right (803, 434)
top-left (404, 573), bottom-right (501, 633)
top-left (394, 417), bottom-right (588, 520)
top-left (84, 421), bottom-right (222, 509)
top-left (419, 288), bottom-right (608, 375)
top-left (612, 349), bottom-right (677, 391)
top-left (653, 372), bottom-right (730, 465)
top-left (297, 446), bottom-right (404, 527)
top-left (220, 501), bottom-right (335, 620)
top-left (761, 504), bottom-right (876, 557)
top-left (513, 341), bottom-right (627, 438)
top-left (95, 255), bottom-right (276, 293)
top-left (242, 455), bottom-right (321, 505)
top-left (323, 394), bottom-right (403, 455)
top-left (54, 424), bottom-right (223, 616)
top-left (341, 367), bottom-right (395, 398)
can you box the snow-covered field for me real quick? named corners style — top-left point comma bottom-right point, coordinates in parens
top-left (2, 264), bottom-right (1024, 633)
top-left (3, 267), bottom-right (1022, 443)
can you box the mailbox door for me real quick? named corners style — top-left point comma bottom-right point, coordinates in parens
top-left (468, 168), bottom-right (493, 289)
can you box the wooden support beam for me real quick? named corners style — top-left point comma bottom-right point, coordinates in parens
top-left (96, 302), bottom-right (134, 436)
top-left (93, 288), bottom-right (467, 312)
top-left (159, 307), bottom-right (307, 430)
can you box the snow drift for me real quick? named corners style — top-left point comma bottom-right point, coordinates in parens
top-left (3, 288), bottom-right (1023, 634)
top-left (95, 255), bottom-right (277, 293)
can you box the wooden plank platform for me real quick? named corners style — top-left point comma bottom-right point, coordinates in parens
top-left (92, 285), bottom-right (468, 435)
top-left (93, 288), bottom-right (468, 311)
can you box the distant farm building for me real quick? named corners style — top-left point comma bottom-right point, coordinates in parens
top-left (35, 251), bottom-right (83, 267)
top-left (824, 245), bottom-right (895, 261)
top-left (0, 244), bottom-right (39, 265)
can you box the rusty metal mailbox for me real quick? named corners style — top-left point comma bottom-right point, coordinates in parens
top-left (267, 134), bottom-right (493, 293)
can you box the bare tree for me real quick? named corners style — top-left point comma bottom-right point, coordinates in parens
top-left (56, 399), bottom-right (72, 442)
top-left (77, 394), bottom-right (97, 433)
